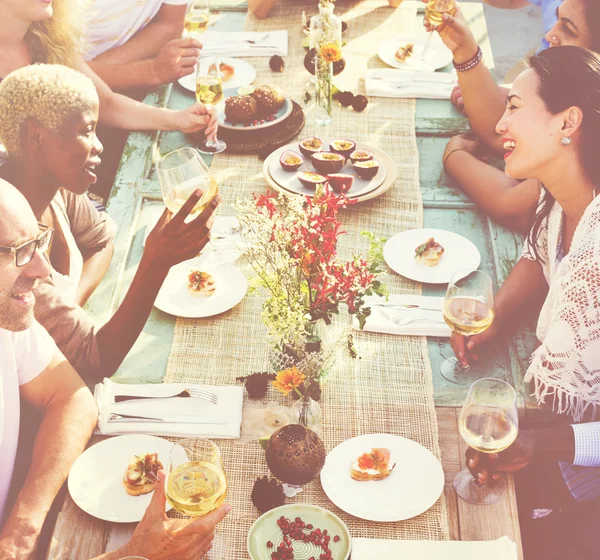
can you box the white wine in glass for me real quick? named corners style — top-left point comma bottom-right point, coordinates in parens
top-left (441, 269), bottom-right (494, 385)
top-left (166, 438), bottom-right (227, 517)
top-left (421, 0), bottom-right (457, 65)
top-left (184, 0), bottom-right (210, 39)
top-left (455, 378), bottom-right (518, 505)
top-left (196, 59), bottom-right (227, 155)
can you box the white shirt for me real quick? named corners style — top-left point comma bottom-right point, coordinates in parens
top-left (0, 322), bottom-right (55, 526)
top-left (85, 0), bottom-right (189, 60)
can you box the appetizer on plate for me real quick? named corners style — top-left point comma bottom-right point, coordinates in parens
top-left (224, 95), bottom-right (257, 124)
top-left (123, 453), bottom-right (163, 496)
top-left (350, 448), bottom-right (395, 481)
top-left (208, 61), bottom-right (235, 82)
top-left (414, 238), bottom-right (445, 267)
top-left (188, 270), bottom-right (216, 297)
top-left (395, 43), bottom-right (414, 63)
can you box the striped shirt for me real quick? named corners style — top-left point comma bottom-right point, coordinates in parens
top-left (560, 423), bottom-right (600, 501)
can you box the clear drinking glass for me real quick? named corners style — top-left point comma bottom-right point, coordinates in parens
top-left (455, 378), bottom-right (518, 505)
top-left (166, 438), bottom-right (228, 517)
top-left (184, 0), bottom-right (210, 39)
top-left (441, 269), bottom-right (495, 385)
top-left (422, 0), bottom-right (456, 63)
top-left (196, 59), bottom-right (227, 154)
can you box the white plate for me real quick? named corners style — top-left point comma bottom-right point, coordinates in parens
top-left (267, 141), bottom-right (386, 200)
top-left (320, 434), bottom-right (444, 522)
top-left (154, 257), bottom-right (247, 318)
top-left (178, 57), bottom-right (256, 93)
top-left (219, 96), bottom-right (293, 131)
top-left (378, 34), bottom-right (453, 71)
top-left (384, 228), bottom-right (481, 284)
top-left (68, 434), bottom-right (173, 523)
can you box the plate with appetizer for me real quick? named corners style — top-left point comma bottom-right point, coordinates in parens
top-left (264, 138), bottom-right (398, 201)
top-left (384, 228), bottom-right (481, 284)
top-left (378, 34), bottom-right (453, 71)
top-left (68, 434), bottom-right (173, 523)
top-left (178, 57), bottom-right (256, 93)
top-left (219, 84), bottom-right (293, 130)
top-left (154, 256), bottom-right (248, 318)
top-left (320, 434), bottom-right (444, 522)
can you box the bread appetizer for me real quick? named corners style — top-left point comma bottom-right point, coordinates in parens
top-left (123, 453), bottom-right (163, 496)
top-left (208, 61), bottom-right (235, 82)
top-left (395, 43), bottom-right (414, 63)
top-left (188, 270), bottom-right (216, 297)
top-left (350, 448), bottom-right (395, 481)
top-left (414, 238), bottom-right (445, 267)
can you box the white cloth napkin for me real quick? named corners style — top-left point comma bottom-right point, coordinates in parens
top-left (352, 295), bottom-right (451, 337)
top-left (94, 378), bottom-right (243, 439)
top-left (201, 30), bottom-right (288, 57)
top-left (365, 68), bottom-right (456, 99)
top-left (352, 537), bottom-right (518, 559)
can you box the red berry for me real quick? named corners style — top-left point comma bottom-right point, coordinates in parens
top-left (333, 535), bottom-right (340, 542)
top-left (267, 541), bottom-right (273, 548)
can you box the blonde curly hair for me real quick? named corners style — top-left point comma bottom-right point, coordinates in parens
top-left (0, 64), bottom-right (98, 161)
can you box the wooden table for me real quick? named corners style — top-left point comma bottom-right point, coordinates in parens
top-left (48, 3), bottom-right (524, 558)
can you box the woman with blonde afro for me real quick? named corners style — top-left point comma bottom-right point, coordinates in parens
top-left (0, 63), bottom-right (219, 379)
top-left (0, 0), bottom-right (218, 169)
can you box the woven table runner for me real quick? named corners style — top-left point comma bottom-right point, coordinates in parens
top-left (165, 1), bottom-right (450, 556)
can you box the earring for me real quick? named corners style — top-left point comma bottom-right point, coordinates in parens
top-left (552, 36), bottom-right (558, 41)
top-left (561, 136), bottom-right (572, 146)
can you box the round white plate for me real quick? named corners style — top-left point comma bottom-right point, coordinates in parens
top-left (267, 141), bottom-right (386, 200)
top-left (218, 96), bottom-right (293, 131)
top-left (68, 435), bottom-right (173, 523)
top-left (154, 257), bottom-right (247, 318)
top-left (378, 34), bottom-right (453, 71)
top-left (178, 57), bottom-right (256, 93)
top-left (384, 228), bottom-right (481, 284)
top-left (320, 434), bottom-right (444, 522)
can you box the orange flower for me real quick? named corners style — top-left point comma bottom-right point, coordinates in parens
top-left (319, 43), bottom-right (342, 63)
top-left (272, 366), bottom-right (306, 395)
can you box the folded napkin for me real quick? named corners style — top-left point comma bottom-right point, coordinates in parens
top-left (365, 68), bottom-right (456, 99)
top-left (352, 537), bottom-right (518, 560)
top-left (352, 294), bottom-right (451, 337)
top-left (94, 378), bottom-right (244, 439)
top-left (201, 30), bottom-right (288, 57)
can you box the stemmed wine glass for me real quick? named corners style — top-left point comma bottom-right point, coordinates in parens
top-left (441, 269), bottom-right (495, 385)
top-left (184, 0), bottom-right (210, 39)
top-left (196, 59), bottom-right (227, 154)
top-left (421, 0), bottom-right (456, 66)
top-left (455, 378), bottom-right (518, 505)
top-left (166, 438), bottom-right (228, 517)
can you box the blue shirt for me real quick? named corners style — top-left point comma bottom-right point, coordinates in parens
top-left (530, 0), bottom-right (563, 50)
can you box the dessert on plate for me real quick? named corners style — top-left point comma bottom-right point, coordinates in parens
top-left (123, 453), bottom-right (163, 496)
top-left (251, 84), bottom-right (285, 115)
top-left (350, 448), bottom-right (395, 481)
top-left (224, 95), bottom-right (257, 124)
top-left (414, 238), bottom-right (445, 267)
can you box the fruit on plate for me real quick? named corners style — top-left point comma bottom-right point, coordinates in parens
top-left (329, 139), bottom-right (356, 160)
top-left (311, 152), bottom-right (345, 174)
top-left (349, 149), bottom-right (373, 164)
top-left (327, 173), bottom-right (354, 193)
top-left (414, 238), bottom-right (445, 267)
top-left (297, 171), bottom-right (327, 188)
top-left (279, 150), bottom-right (304, 172)
top-left (224, 95), bottom-right (257, 124)
top-left (353, 159), bottom-right (380, 179)
top-left (251, 84), bottom-right (285, 115)
top-left (350, 448), bottom-right (396, 482)
top-left (123, 453), bottom-right (164, 496)
top-left (298, 136), bottom-right (323, 158)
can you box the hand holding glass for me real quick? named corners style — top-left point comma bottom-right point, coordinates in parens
top-left (422, 0), bottom-right (457, 62)
top-left (196, 60), bottom-right (227, 154)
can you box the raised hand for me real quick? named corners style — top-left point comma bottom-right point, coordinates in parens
top-left (152, 38), bottom-right (203, 84)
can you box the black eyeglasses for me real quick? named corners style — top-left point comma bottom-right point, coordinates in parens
top-left (0, 224), bottom-right (54, 267)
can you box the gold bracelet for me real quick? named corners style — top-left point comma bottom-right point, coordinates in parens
top-left (442, 147), bottom-right (469, 166)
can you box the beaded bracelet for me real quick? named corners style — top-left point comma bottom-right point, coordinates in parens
top-left (453, 47), bottom-right (483, 72)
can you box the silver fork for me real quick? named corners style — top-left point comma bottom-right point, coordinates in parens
top-left (114, 387), bottom-right (218, 405)
top-left (380, 309), bottom-right (446, 326)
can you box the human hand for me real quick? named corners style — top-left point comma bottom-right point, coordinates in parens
top-left (175, 103), bottom-right (219, 136)
top-left (450, 318), bottom-right (499, 368)
top-left (122, 470), bottom-right (231, 560)
top-left (443, 134), bottom-right (487, 167)
top-left (466, 431), bottom-right (536, 486)
top-left (144, 189), bottom-right (221, 271)
top-left (152, 38), bottom-right (202, 84)
top-left (451, 85), bottom-right (466, 114)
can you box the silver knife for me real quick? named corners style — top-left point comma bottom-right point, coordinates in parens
top-left (370, 302), bottom-right (442, 312)
top-left (108, 413), bottom-right (228, 424)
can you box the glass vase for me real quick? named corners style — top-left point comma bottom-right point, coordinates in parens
top-left (315, 57), bottom-right (333, 126)
top-left (291, 395), bottom-right (322, 436)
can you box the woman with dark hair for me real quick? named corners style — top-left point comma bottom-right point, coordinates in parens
top-left (451, 46), bottom-right (600, 559)
top-left (426, 0), bottom-right (600, 232)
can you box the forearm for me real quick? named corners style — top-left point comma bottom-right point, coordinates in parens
top-left (76, 244), bottom-right (114, 307)
top-left (96, 255), bottom-right (169, 375)
top-left (87, 58), bottom-right (164, 90)
top-left (248, 0), bottom-right (279, 19)
top-left (481, 0), bottom-right (531, 8)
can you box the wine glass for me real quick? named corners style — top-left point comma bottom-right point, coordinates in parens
top-left (196, 59), bottom-right (227, 155)
top-left (455, 378), bottom-right (518, 505)
top-left (421, 0), bottom-right (456, 65)
top-left (184, 0), bottom-right (210, 39)
top-left (166, 438), bottom-right (228, 516)
top-left (441, 269), bottom-right (494, 385)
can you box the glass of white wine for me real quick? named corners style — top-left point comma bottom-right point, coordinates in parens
top-left (421, 0), bottom-right (456, 63)
top-left (196, 59), bottom-right (227, 155)
top-left (442, 269), bottom-right (494, 385)
top-left (166, 438), bottom-right (228, 517)
top-left (157, 147), bottom-right (219, 218)
top-left (184, 0), bottom-right (210, 39)
top-left (456, 378), bottom-right (518, 505)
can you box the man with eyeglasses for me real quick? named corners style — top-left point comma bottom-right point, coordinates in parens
top-left (0, 181), bottom-right (98, 556)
